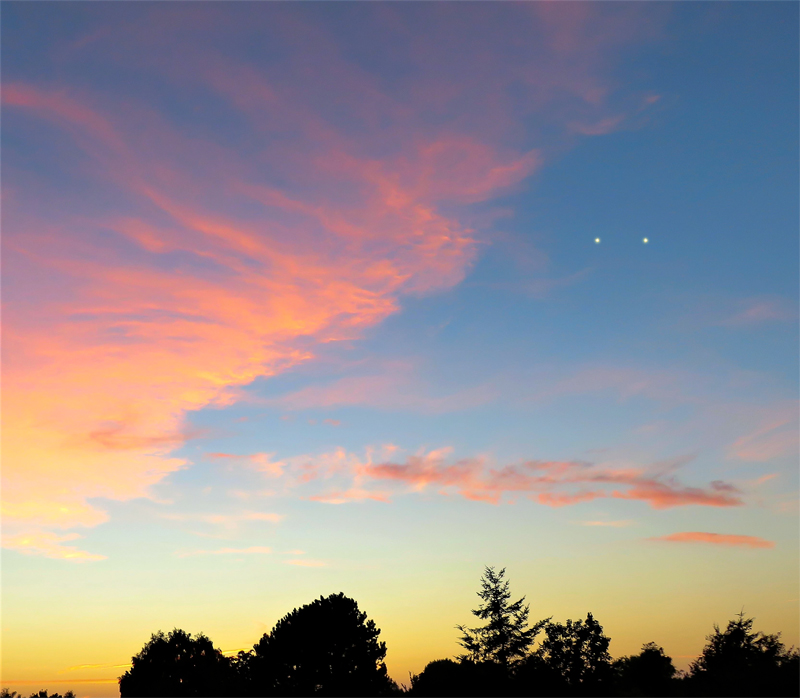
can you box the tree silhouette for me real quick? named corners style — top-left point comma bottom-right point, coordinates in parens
top-left (511, 651), bottom-right (567, 697)
top-left (246, 592), bottom-right (395, 697)
top-left (409, 658), bottom-right (507, 697)
top-left (689, 613), bottom-right (800, 697)
top-left (457, 567), bottom-right (546, 670)
top-left (536, 612), bottom-right (613, 696)
top-left (119, 628), bottom-right (232, 697)
top-left (0, 692), bottom-right (76, 698)
top-left (45, 588), bottom-right (797, 697)
top-left (613, 642), bottom-right (676, 697)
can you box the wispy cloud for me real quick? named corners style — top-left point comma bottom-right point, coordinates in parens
top-left (284, 559), bottom-right (326, 567)
top-left (2, 531), bottom-right (107, 562)
top-left (720, 298), bottom-right (797, 327)
top-left (568, 114), bottom-right (625, 136)
top-left (265, 361), bottom-right (498, 414)
top-left (360, 450), bottom-right (741, 509)
top-left (649, 532), bottom-right (774, 549)
top-left (309, 488), bottom-right (391, 505)
top-left (2, 4), bottom-right (668, 554)
top-left (251, 444), bottom-right (742, 511)
top-left (162, 511), bottom-right (283, 526)
top-left (176, 546), bottom-right (272, 558)
top-left (729, 411), bottom-right (799, 463)
top-left (63, 662), bottom-right (131, 673)
top-left (207, 452), bottom-right (286, 477)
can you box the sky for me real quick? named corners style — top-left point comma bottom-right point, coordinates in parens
top-left (1, 2), bottom-right (798, 695)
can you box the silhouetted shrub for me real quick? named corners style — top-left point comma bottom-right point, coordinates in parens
top-left (119, 628), bottom-right (233, 697)
top-left (0, 692), bottom-right (76, 698)
top-left (613, 642), bottom-right (676, 697)
top-left (512, 652), bottom-right (569, 697)
top-left (409, 659), bottom-right (508, 697)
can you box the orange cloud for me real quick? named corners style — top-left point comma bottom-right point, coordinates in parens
top-left (2, 531), bottom-right (107, 562)
top-left (650, 532), bottom-right (775, 549)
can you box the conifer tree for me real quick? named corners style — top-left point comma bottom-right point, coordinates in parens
top-left (457, 566), bottom-right (547, 669)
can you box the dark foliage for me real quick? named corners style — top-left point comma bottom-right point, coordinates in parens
top-left (687, 613), bottom-right (799, 697)
top-left (613, 642), bottom-right (677, 697)
top-left (534, 612), bottom-right (614, 696)
top-left (1, 692), bottom-right (76, 698)
top-left (119, 628), bottom-right (233, 697)
top-left (409, 659), bottom-right (509, 697)
top-left (457, 567), bottom-right (547, 669)
top-left (8, 577), bottom-right (792, 698)
top-left (513, 652), bottom-right (574, 696)
top-left (238, 592), bottom-right (396, 697)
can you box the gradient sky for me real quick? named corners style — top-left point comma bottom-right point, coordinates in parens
top-left (2, 3), bottom-right (798, 696)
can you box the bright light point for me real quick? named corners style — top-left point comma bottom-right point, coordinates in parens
top-left (643, 237), bottom-right (649, 243)
top-left (594, 238), bottom-right (601, 244)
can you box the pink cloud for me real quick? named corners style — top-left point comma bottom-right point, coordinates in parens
top-left (753, 473), bottom-right (778, 486)
top-left (568, 115), bottom-right (625, 136)
top-left (2, 6), bottom-right (666, 554)
top-left (730, 415), bottom-right (799, 463)
top-left (309, 488), bottom-right (391, 505)
top-left (270, 365), bottom-right (497, 414)
top-left (538, 492), bottom-right (605, 507)
top-left (206, 452), bottom-right (287, 477)
top-left (650, 532), bottom-right (774, 549)
top-left (2, 82), bottom-right (125, 153)
top-left (611, 479), bottom-right (741, 509)
top-left (162, 511), bottom-right (283, 526)
top-left (355, 449), bottom-right (741, 509)
top-left (721, 298), bottom-right (797, 327)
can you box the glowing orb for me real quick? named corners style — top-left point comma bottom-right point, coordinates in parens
top-left (594, 238), bottom-right (601, 244)
top-left (643, 237), bottom-right (649, 243)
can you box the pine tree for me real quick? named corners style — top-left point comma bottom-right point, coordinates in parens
top-left (457, 566), bottom-right (547, 669)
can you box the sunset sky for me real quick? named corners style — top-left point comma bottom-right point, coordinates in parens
top-left (2, 3), bottom-right (798, 695)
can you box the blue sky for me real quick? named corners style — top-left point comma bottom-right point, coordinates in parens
top-left (2, 3), bottom-right (798, 694)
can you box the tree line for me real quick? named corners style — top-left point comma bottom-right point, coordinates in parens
top-left (3, 567), bottom-right (797, 697)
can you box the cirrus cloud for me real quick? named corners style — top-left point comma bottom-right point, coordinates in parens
top-left (176, 546), bottom-right (272, 558)
top-left (2, 4), bottom-right (665, 559)
top-left (274, 445), bottom-right (743, 510)
top-left (649, 532), bottom-right (774, 549)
